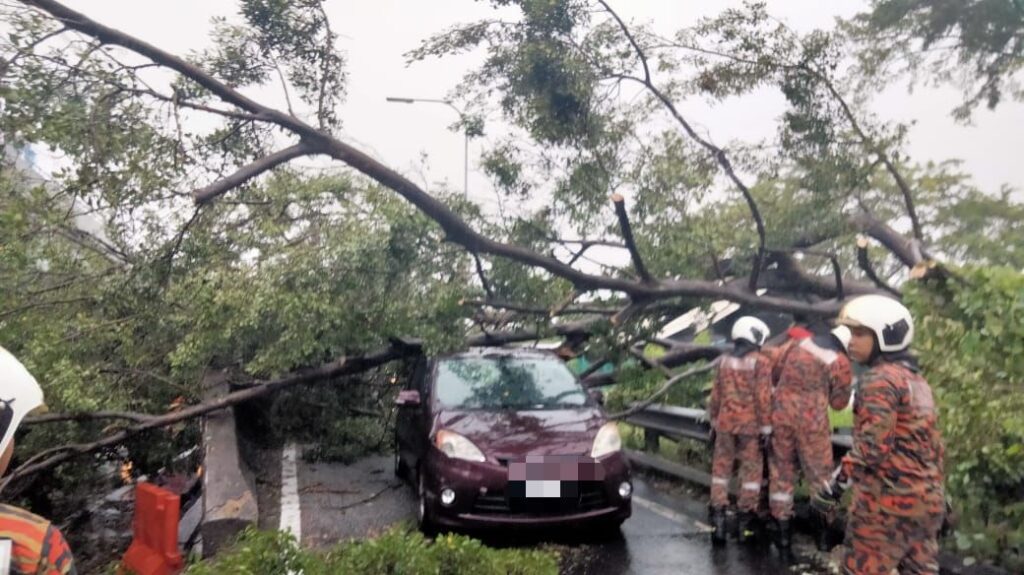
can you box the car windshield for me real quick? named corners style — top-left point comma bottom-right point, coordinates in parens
top-left (435, 356), bottom-right (590, 411)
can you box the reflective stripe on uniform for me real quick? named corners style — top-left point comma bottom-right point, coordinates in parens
top-left (770, 492), bottom-right (793, 503)
top-left (711, 477), bottom-right (729, 486)
top-left (721, 355), bottom-right (758, 371)
top-left (801, 338), bottom-right (838, 365)
top-left (742, 482), bottom-right (761, 492)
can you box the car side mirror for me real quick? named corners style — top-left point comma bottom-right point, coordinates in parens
top-left (395, 389), bottom-right (421, 407)
top-left (588, 389), bottom-right (605, 406)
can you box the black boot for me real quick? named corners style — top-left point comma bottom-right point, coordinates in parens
top-left (774, 519), bottom-right (792, 549)
top-left (710, 507), bottom-right (728, 545)
top-left (737, 511), bottom-right (757, 543)
top-left (815, 509), bottom-right (831, 552)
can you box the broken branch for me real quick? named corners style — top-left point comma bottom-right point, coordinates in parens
top-left (611, 193), bottom-right (653, 283)
top-left (856, 235), bottom-right (901, 297)
top-left (0, 342), bottom-right (420, 492)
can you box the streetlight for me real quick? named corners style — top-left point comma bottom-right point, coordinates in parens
top-left (386, 96), bottom-right (469, 199)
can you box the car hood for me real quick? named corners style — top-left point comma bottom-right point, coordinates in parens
top-left (435, 408), bottom-right (605, 459)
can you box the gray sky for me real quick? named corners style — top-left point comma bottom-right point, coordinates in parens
top-left (54, 0), bottom-right (1024, 209)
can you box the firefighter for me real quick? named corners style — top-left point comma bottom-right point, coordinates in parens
top-left (767, 320), bottom-right (853, 549)
top-left (708, 316), bottom-right (773, 544)
top-left (0, 346), bottom-right (77, 575)
top-left (814, 295), bottom-right (945, 575)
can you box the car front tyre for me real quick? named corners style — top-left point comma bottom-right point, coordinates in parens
top-left (416, 468), bottom-right (437, 536)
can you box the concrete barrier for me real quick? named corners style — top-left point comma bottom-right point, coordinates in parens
top-left (199, 371), bottom-right (259, 557)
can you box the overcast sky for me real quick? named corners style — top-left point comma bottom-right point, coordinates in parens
top-left (50, 1), bottom-right (1024, 210)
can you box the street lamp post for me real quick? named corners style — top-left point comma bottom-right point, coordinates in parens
top-left (386, 96), bottom-right (469, 200)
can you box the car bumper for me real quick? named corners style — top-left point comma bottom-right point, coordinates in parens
top-left (422, 449), bottom-right (632, 529)
top-left (434, 504), bottom-right (631, 529)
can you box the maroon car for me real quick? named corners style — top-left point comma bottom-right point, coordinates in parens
top-left (394, 348), bottom-right (632, 532)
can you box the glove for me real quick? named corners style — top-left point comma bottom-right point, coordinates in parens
top-left (810, 465), bottom-right (850, 515)
top-left (810, 480), bottom-right (841, 515)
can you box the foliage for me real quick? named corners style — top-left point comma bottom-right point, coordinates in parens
top-left (185, 525), bottom-right (560, 575)
top-left (3, 1), bottom-right (1024, 568)
top-left (847, 0), bottom-right (1024, 119)
top-left (906, 267), bottom-right (1024, 569)
top-left (604, 361), bottom-right (712, 413)
top-left (412, 0), bottom-right (1024, 289)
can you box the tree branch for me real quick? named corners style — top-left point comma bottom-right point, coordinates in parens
top-left (23, 411), bottom-right (154, 425)
top-left (0, 342), bottom-right (420, 491)
top-left (856, 235), bottom-right (902, 297)
top-left (546, 237), bottom-right (626, 250)
top-left (192, 142), bottom-right (315, 204)
top-left (607, 361), bottom-right (718, 420)
top-left (471, 253), bottom-right (495, 299)
top-left (596, 0), bottom-right (651, 84)
top-left (770, 249), bottom-right (843, 299)
top-left (661, 36), bottom-right (925, 243)
top-left (20, 0), bottom-right (846, 318)
top-left (808, 65), bottom-right (924, 241)
top-left (462, 299), bottom-right (619, 317)
top-left (658, 342), bottom-right (728, 368)
top-left (610, 193), bottom-right (653, 283)
top-left (848, 208), bottom-right (924, 268)
top-left (597, 46), bottom-right (767, 291)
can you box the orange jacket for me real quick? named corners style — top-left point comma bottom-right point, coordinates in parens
top-left (0, 504), bottom-right (75, 575)
top-left (769, 335), bottom-right (853, 433)
top-left (709, 350), bottom-right (773, 435)
top-left (846, 360), bottom-right (945, 516)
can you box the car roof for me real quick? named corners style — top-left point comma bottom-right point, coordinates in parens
top-left (437, 347), bottom-right (561, 361)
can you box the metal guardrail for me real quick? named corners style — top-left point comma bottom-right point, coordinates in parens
top-left (623, 404), bottom-right (853, 480)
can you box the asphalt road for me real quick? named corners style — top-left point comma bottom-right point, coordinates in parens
top-left (253, 446), bottom-right (832, 575)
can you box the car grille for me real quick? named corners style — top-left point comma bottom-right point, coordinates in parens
top-left (471, 481), bottom-right (609, 515)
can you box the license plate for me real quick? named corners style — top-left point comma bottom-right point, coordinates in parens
top-left (506, 455), bottom-right (603, 499)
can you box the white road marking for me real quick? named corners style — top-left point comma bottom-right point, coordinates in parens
top-left (632, 495), bottom-right (714, 532)
top-left (280, 443), bottom-right (302, 542)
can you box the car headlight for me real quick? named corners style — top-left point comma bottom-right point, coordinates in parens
top-left (435, 429), bottom-right (486, 462)
top-left (590, 422), bottom-right (622, 459)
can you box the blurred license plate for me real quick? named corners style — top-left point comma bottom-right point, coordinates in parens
top-left (506, 455), bottom-right (603, 499)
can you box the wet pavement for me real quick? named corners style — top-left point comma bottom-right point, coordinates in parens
top-left (253, 446), bottom-right (831, 575)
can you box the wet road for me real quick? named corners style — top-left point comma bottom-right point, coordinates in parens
top-left (254, 447), bottom-right (828, 575)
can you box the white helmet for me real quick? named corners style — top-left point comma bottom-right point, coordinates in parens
top-left (731, 316), bottom-right (770, 346)
top-left (0, 346), bottom-right (45, 456)
top-left (831, 325), bottom-right (852, 353)
top-left (836, 295), bottom-right (914, 353)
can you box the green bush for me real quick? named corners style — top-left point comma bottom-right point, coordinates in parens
top-left (605, 361), bottom-right (713, 413)
top-left (186, 526), bottom-right (560, 575)
top-left (906, 266), bottom-right (1024, 570)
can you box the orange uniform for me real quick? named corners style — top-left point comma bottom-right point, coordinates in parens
top-left (0, 504), bottom-right (76, 575)
top-left (768, 333), bottom-right (853, 520)
top-left (842, 359), bottom-right (945, 575)
top-left (708, 350), bottom-right (773, 511)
